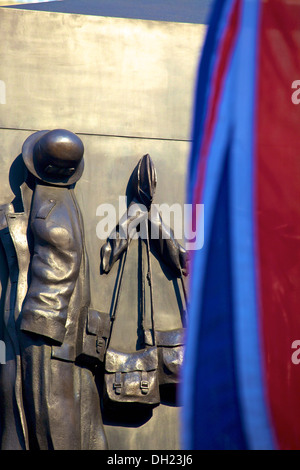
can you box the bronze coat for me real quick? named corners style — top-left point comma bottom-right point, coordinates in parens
top-left (20, 182), bottom-right (90, 362)
top-left (0, 181), bottom-right (104, 449)
top-left (0, 182), bottom-right (33, 449)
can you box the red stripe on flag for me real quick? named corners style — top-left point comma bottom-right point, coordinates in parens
top-left (192, 0), bottom-right (241, 210)
top-left (256, 0), bottom-right (300, 450)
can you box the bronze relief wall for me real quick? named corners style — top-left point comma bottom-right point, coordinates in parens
top-left (0, 6), bottom-right (206, 450)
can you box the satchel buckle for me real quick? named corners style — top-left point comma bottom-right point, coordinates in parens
top-left (96, 337), bottom-right (104, 354)
top-left (114, 373), bottom-right (122, 395)
top-left (140, 380), bottom-right (149, 395)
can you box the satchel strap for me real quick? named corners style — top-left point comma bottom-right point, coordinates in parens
top-left (140, 370), bottom-right (150, 395)
top-left (142, 220), bottom-right (189, 344)
top-left (179, 267), bottom-right (188, 328)
top-left (114, 372), bottom-right (122, 395)
top-left (110, 246), bottom-right (128, 323)
top-left (144, 220), bottom-right (156, 345)
top-left (112, 370), bottom-right (150, 396)
top-left (107, 215), bottom-right (187, 345)
top-left (106, 245), bottom-right (128, 349)
top-left (108, 217), bottom-right (156, 346)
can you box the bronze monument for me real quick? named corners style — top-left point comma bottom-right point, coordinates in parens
top-left (0, 129), bottom-right (108, 450)
top-left (0, 135), bottom-right (187, 450)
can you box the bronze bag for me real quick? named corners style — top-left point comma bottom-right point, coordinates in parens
top-left (144, 327), bottom-right (185, 386)
top-left (103, 245), bottom-right (160, 412)
top-left (103, 346), bottom-right (160, 408)
top-left (77, 307), bottom-right (111, 366)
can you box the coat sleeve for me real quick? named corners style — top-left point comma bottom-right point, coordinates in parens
top-left (149, 204), bottom-right (188, 278)
top-left (20, 203), bottom-right (82, 344)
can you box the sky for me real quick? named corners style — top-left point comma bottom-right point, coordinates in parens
top-left (3, 0), bottom-right (213, 24)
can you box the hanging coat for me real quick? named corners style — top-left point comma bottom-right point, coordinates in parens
top-left (0, 181), bottom-right (32, 449)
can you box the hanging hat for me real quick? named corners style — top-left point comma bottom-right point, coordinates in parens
top-left (131, 154), bottom-right (157, 210)
top-left (22, 129), bottom-right (84, 186)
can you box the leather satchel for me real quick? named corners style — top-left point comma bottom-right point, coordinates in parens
top-left (77, 307), bottom-right (111, 366)
top-left (103, 346), bottom-right (160, 408)
top-left (144, 327), bottom-right (185, 386)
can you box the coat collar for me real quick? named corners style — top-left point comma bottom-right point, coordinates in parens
top-left (0, 181), bottom-right (33, 219)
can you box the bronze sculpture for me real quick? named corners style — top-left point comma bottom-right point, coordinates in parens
top-left (0, 129), bottom-right (108, 450)
top-left (100, 155), bottom-right (187, 416)
top-left (0, 177), bottom-right (32, 449)
top-left (101, 154), bottom-right (188, 278)
top-left (0, 146), bottom-right (187, 448)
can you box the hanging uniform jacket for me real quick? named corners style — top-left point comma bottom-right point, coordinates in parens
top-left (0, 181), bottom-right (32, 449)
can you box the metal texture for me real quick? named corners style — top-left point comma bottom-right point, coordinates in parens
top-left (22, 129), bottom-right (85, 186)
top-left (100, 154), bottom-right (187, 414)
top-left (0, 8), bottom-right (206, 140)
top-left (0, 7), bottom-right (206, 450)
top-left (101, 154), bottom-right (188, 277)
top-left (0, 188), bottom-right (31, 449)
top-left (78, 307), bottom-right (111, 365)
top-left (0, 130), bottom-right (108, 449)
top-left (131, 153), bottom-right (157, 210)
top-left (104, 346), bottom-right (160, 407)
top-left (105, 347), bottom-right (158, 373)
top-left (0, 130), bottom-right (189, 450)
top-left (144, 329), bottom-right (185, 386)
top-left (144, 328), bottom-right (185, 348)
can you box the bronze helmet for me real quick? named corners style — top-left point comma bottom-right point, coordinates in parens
top-left (22, 129), bottom-right (84, 186)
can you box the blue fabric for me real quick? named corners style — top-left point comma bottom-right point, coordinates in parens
top-left (182, 0), bottom-right (276, 450)
top-left (181, 2), bottom-right (242, 447)
top-left (229, 0), bottom-right (275, 450)
top-left (190, 152), bottom-right (248, 450)
top-left (187, 0), bottom-right (236, 204)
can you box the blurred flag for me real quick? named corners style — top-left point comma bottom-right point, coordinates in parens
top-left (182, 0), bottom-right (300, 450)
